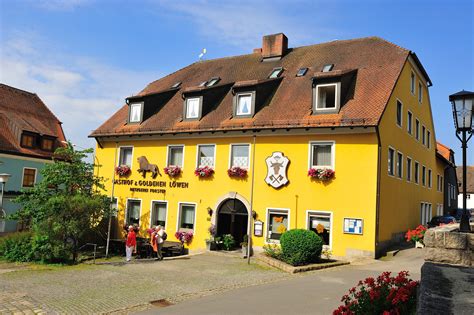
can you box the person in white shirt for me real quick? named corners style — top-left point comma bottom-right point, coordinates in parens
top-left (155, 225), bottom-right (165, 260)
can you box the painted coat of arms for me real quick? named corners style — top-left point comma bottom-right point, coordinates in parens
top-left (265, 152), bottom-right (289, 189)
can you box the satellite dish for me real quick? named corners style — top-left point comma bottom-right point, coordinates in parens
top-left (198, 48), bottom-right (207, 61)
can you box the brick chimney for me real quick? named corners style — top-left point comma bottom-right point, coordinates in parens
top-left (261, 33), bottom-right (288, 59)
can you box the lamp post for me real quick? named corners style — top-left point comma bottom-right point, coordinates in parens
top-left (449, 90), bottom-right (474, 232)
top-left (0, 173), bottom-right (12, 211)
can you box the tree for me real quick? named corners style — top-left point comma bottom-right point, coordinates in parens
top-left (12, 143), bottom-right (110, 263)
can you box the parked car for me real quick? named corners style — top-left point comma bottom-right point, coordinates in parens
top-left (452, 208), bottom-right (472, 222)
top-left (427, 216), bottom-right (456, 228)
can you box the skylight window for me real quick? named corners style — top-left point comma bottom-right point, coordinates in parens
top-left (268, 67), bottom-right (283, 79)
top-left (296, 68), bottom-right (308, 77)
top-left (171, 82), bottom-right (182, 89)
top-left (206, 77), bottom-right (220, 87)
top-left (322, 64), bottom-right (334, 72)
top-left (199, 81), bottom-right (207, 87)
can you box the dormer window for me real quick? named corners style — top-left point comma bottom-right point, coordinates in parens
top-left (268, 67), bottom-right (283, 78)
top-left (313, 83), bottom-right (341, 112)
top-left (296, 68), bottom-right (308, 77)
top-left (129, 102), bottom-right (143, 123)
top-left (206, 77), bottom-right (220, 87)
top-left (171, 82), bottom-right (182, 89)
top-left (234, 92), bottom-right (255, 117)
top-left (322, 64), bottom-right (334, 72)
top-left (41, 138), bottom-right (54, 151)
top-left (21, 133), bottom-right (35, 148)
top-left (184, 97), bottom-right (202, 120)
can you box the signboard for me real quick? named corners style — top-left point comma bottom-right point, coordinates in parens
top-left (265, 152), bottom-right (290, 189)
top-left (113, 179), bottom-right (189, 194)
top-left (343, 218), bottom-right (363, 235)
top-left (254, 220), bottom-right (264, 237)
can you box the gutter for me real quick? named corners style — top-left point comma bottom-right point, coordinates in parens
top-left (375, 125), bottom-right (382, 258)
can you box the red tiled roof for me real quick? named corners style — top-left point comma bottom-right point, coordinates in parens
top-left (90, 36), bottom-right (412, 137)
top-left (436, 141), bottom-right (454, 164)
top-left (0, 84), bottom-right (66, 159)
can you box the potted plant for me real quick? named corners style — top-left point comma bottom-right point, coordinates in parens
top-left (405, 225), bottom-right (427, 248)
top-left (205, 224), bottom-right (217, 251)
top-left (164, 165), bottom-right (182, 177)
top-left (308, 168), bottom-right (335, 181)
top-left (227, 166), bottom-right (248, 178)
top-left (115, 165), bottom-right (131, 176)
top-left (195, 166), bottom-right (214, 178)
top-left (222, 234), bottom-right (235, 251)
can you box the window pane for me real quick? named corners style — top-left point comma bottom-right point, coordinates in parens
top-left (169, 146), bottom-right (183, 166)
top-left (119, 147), bottom-right (132, 166)
top-left (130, 104), bottom-right (142, 122)
top-left (186, 98), bottom-right (200, 119)
top-left (396, 101), bottom-right (402, 126)
top-left (268, 211), bottom-right (288, 240)
top-left (309, 214), bottom-right (330, 246)
top-left (407, 158), bottom-right (412, 181)
top-left (127, 200), bottom-right (141, 225)
top-left (198, 145), bottom-right (215, 167)
top-left (22, 168), bottom-right (36, 187)
top-left (397, 152), bottom-right (402, 178)
top-left (21, 134), bottom-right (34, 147)
top-left (312, 144), bottom-right (332, 167)
top-left (42, 139), bottom-right (54, 151)
top-left (151, 202), bottom-right (167, 227)
top-left (180, 204), bottom-right (195, 229)
top-left (415, 120), bottom-right (420, 140)
top-left (415, 163), bottom-right (419, 183)
top-left (231, 145), bottom-right (249, 168)
top-left (237, 94), bottom-right (252, 115)
top-left (388, 148), bottom-right (394, 175)
top-left (317, 85), bottom-right (336, 109)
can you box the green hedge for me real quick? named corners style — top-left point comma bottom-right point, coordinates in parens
top-left (0, 232), bottom-right (34, 262)
top-left (280, 229), bottom-right (323, 266)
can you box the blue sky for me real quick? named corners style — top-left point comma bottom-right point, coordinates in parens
top-left (1, 0), bottom-right (473, 163)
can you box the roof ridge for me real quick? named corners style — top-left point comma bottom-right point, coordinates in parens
top-left (0, 83), bottom-right (37, 96)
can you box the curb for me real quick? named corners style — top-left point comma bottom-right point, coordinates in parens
top-left (257, 254), bottom-right (350, 274)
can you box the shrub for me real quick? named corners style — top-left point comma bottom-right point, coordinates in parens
top-left (0, 232), bottom-right (34, 262)
top-left (222, 234), bottom-right (235, 250)
top-left (262, 243), bottom-right (282, 259)
top-left (333, 271), bottom-right (419, 315)
top-left (280, 229), bottom-right (323, 266)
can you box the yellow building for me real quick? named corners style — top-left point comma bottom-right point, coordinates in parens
top-left (91, 34), bottom-right (444, 258)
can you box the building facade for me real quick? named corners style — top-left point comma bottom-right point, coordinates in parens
top-left (435, 142), bottom-right (458, 216)
top-left (0, 84), bottom-right (66, 234)
top-left (91, 34), bottom-right (445, 258)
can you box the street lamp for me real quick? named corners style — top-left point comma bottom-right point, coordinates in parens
top-left (0, 173), bottom-right (12, 210)
top-left (449, 90), bottom-right (474, 232)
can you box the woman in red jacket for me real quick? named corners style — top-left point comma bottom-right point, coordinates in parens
top-left (125, 225), bottom-right (137, 262)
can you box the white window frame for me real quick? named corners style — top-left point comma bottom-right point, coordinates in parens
top-left (124, 198), bottom-right (142, 226)
top-left (149, 200), bottom-right (168, 229)
top-left (306, 210), bottom-right (333, 250)
top-left (196, 144), bottom-right (216, 168)
top-left (422, 125), bottom-right (426, 146)
top-left (117, 146), bottom-right (134, 167)
top-left (308, 141), bottom-right (336, 170)
top-left (407, 111), bottom-right (413, 135)
top-left (396, 99), bottom-right (403, 128)
top-left (422, 165), bottom-right (426, 186)
top-left (414, 161), bottom-right (420, 185)
top-left (396, 151), bottom-right (403, 179)
top-left (265, 207), bottom-right (291, 244)
top-left (176, 202), bottom-right (197, 233)
top-left (436, 204), bottom-right (443, 216)
top-left (129, 102), bottom-right (143, 123)
top-left (229, 143), bottom-right (251, 169)
top-left (314, 83), bottom-right (341, 112)
top-left (166, 145), bottom-right (185, 168)
top-left (388, 147), bottom-right (395, 176)
top-left (418, 81), bottom-right (423, 103)
top-left (184, 97), bottom-right (202, 120)
top-left (406, 156), bottom-right (412, 182)
top-left (415, 119), bottom-right (420, 141)
top-left (235, 92), bottom-right (254, 117)
top-left (420, 202), bottom-right (432, 225)
top-left (427, 130), bottom-right (431, 149)
top-left (21, 167), bottom-right (37, 188)
top-left (410, 71), bottom-right (416, 95)
top-left (428, 169), bottom-right (432, 189)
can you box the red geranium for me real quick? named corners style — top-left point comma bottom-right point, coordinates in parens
top-left (405, 225), bottom-right (427, 244)
top-left (194, 166), bottom-right (214, 178)
top-left (227, 166), bottom-right (247, 178)
top-left (308, 168), bottom-right (335, 181)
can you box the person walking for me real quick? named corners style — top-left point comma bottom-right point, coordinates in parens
top-left (156, 225), bottom-right (165, 260)
top-left (125, 225), bottom-right (137, 262)
top-left (150, 226), bottom-right (158, 259)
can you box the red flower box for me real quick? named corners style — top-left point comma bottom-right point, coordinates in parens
top-left (227, 166), bottom-right (248, 178)
top-left (194, 166), bottom-right (214, 178)
top-left (308, 168), bottom-right (335, 181)
top-left (115, 165), bottom-right (131, 176)
top-left (164, 165), bottom-right (182, 177)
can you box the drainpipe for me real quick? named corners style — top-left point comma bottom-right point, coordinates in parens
top-left (106, 142), bottom-right (118, 258)
top-left (247, 135), bottom-right (257, 265)
top-left (375, 127), bottom-right (382, 258)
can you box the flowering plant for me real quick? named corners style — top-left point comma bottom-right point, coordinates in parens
top-left (175, 230), bottom-right (194, 244)
top-left (115, 165), bottom-right (131, 176)
top-left (164, 165), bottom-right (181, 177)
top-left (333, 271), bottom-right (419, 315)
top-left (405, 225), bottom-right (427, 244)
top-left (194, 166), bottom-right (214, 178)
top-left (227, 166), bottom-right (248, 178)
top-left (308, 168), bottom-right (335, 181)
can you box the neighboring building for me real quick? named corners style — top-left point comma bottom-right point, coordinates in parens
top-left (435, 142), bottom-right (458, 216)
top-left (0, 84), bottom-right (66, 234)
top-left (457, 166), bottom-right (474, 211)
top-left (91, 34), bottom-right (443, 258)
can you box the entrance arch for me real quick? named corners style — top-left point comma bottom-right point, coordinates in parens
top-left (213, 193), bottom-right (250, 246)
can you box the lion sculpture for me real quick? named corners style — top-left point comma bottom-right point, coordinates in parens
top-left (137, 156), bottom-right (160, 178)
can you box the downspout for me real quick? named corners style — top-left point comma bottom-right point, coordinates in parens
top-left (375, 126), bottom-right (382, 258)
top-left (106, 142), bottom-right (118, 258)
top-left (247, 134), bottom-right (256, 265)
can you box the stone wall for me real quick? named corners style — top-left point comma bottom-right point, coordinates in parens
top-left (423, 224), bottom-right (473, 266)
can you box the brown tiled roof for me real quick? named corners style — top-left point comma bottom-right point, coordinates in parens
top-left (457, 166), bottom-right (474, 193)
top-left (436, 142), bottom-right (453, 163)
top-left (90, 36), bottom-right (412, 137)
top-left (0, 84), bottom-right (66, 159)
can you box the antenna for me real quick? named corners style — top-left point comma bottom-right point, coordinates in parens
top-left (198, 48), bottom-right (207, 61)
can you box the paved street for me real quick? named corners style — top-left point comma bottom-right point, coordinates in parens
top-left (139, 248), bottom-right (424, 315)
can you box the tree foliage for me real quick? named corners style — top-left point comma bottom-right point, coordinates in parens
top-left (10, 143), bottom-right (110, 263)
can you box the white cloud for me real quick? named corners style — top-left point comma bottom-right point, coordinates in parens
top-left (34, 0), bottom-right (92, 11)
top-left (0, 31), bottom-right (159, 152)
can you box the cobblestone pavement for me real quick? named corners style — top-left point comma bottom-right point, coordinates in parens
top-left (0, 253), bottom-right (291, 314)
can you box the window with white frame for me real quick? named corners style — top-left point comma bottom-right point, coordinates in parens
top-left (315, 83), bottom-right (340, 110)
top-left (119, 147), bottom-right (133, 167)
top-left (410, 72), bottom-right (415, 94)
top-left (428, 169), bottom-right (432, 188)
top-left (235, 93), bottom-right (253, 116)
top-left (418, 82), bottom-right (423, 103)
top-left (396, 100), bottom-right (403, 127)
top-left (129, 103), bottom-right (143, 123)
top-left (388, 148), bottom-right (395, 176)
top-left (396, 152), bottom-right (403, 178)
top-left (415, 119), bottom-right (420, 141)
top-left (414, 162), bottom-right (419, 184)
top-left (310, 142), bottom-right (334, 168)
top-left (178, 203), bottom-right (195, 230)
top-left (197, 144), bottom-right (215, 168)
top-left (151, 201), bottom-right (167, 228)
top-left (185, 97), bottom-right (201, 119)
top-left (267, 209), bottom-right (289, 241)
top-left (422, 166), bottom-right (426, 186)
top-left (420, 202), bottom-right (432, 225)
top-left (407, 157), bottom-right (412, 182)
top-left (427, 130), bottom-right (431, 148)
top-left (230, 144), bottom-right (250, 168)
top-left (22, 168), bottom-right (36, 187)
top-left (437, 204), bottom-right (443, 216)
top-left (308, 212), bottom-right (331, 248)
top-left (167, 146), bottom-right (184, 167)
top-left (407, 111), bottom-right (413, 135)
top-left (126, 199), bottom-right (141, 225)
top-left (422, 126), bottom-right (426, 145)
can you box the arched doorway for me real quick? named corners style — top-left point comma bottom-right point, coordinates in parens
top-left (216, 198), bottom-right (248, 246)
